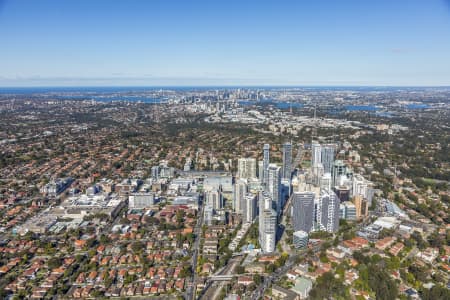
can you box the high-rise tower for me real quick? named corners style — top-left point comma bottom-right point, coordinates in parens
top-left (316, 189), bottom-right (340, 233)
top-left (237, 158), bottom-right (257, 179)
top-left (263, 144), bottom-right (270, 186)
top-left (321, 144), bottom-right (336, 174)
top-left (267, 164), bottom-right (282, 215)
top-left (259, 209), bottom-right (277, 253)
top-left (292, 192), bottom-right (315, 233)
top-left (282, 142), bottom-right (292, 181)
top-left (233, 179), bottom-right (248, 213)
top-left (243, 193), bottom-right (257, 223)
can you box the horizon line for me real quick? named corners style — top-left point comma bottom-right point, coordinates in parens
top-left (2, 84), bottom-right (450, 89)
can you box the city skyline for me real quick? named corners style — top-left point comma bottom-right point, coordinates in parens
top-left (0, 1), bottom-right (449, 298)
top-left (0, 84), bottom-right (448, 299)
top-left (1, 0), bottom-right (450, 86)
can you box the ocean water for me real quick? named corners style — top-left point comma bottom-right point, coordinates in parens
top-left (344, 105), bottom-right (378, 111)
top-left (406, 104), bottom-right (429, 109)
top-left (238, 100), bottom-right (303, 109)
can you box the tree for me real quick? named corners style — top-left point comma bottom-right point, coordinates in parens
top-left (131, 241), bottom-right (145, 253)
top-left (309, 272), bottom-right (348, 300)
top-left (253, 274), bottom-right (262, 285)
top-left (265, 263), bottom-right (275, 273)
top-left (99, 234), bottom-right (111, 244)
top-left (48, 257), bottom-right (62, 269)
top-left (421, 284), bottom-right (450, 300)
top-left (367, 264), bottom-right (398, 300)
top-left (411, 231), bottom-right (428, 250)
top-left (428, 231), bottom-right (444, 248)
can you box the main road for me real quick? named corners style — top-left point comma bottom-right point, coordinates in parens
top-left (200, 255), bottom-right (243, 300)
top-left (185, 199), bottom-right (205, 300)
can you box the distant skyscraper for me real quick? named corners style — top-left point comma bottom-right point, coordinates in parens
top-left (311, 143), bottom-right (322, 168)
top-left (292, 192), bottom-right (315, 233)
top-left (316, 189), bottom-right (340, 233)
top-left (259, 209), bottom-right (277, 253)
top-left (233, 179), bottom-right (248, 213)
top-left (267, 164), bottom-right (282, 215)
top-left (237, 158), bottom-right (257, 179)
top-left (258, 160), bottom-right (264, 183)
top-left (263, 144), bottom-right (270, 186)
top-left (321, 144), bottom-right (336, 174)
top-left (311, 143), bottom-right (322, 184)
top-left (151, 166), bottom-right (160, 180)
top-left (332, 160), bottom-right (347, 188)
top-left (282, 142), bottom-right (292, 181)
top-left (243, 193), bottom-right (257, 223)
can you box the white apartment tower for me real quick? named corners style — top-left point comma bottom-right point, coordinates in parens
top-left (243, 193), bottom-right (257, 223)
top-left (259, 209), bottom-right (277, 253)
top-left (316, 189), bottom-right (340, 233)
top-left (267, 164), bottom-right (282, 216)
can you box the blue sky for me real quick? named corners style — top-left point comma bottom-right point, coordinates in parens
top-left (1, 0), bottom-right (450, 86)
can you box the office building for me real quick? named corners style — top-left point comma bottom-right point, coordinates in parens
top-left (292, 192), bottom-right (315, 233)
top-left (237, 157), bottom-right (257, 179)
top-left (128, 192), bottom-right (155, 208)
top-left (282, 142), bottom-right (292, 181)
top-left (293, 230), bottom-right (309, 249)
top-left (340, 202), bottom-right (357, 221)
top-left (40, 178), bottom-right (74, 197)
